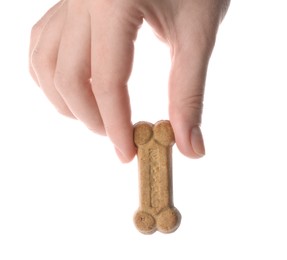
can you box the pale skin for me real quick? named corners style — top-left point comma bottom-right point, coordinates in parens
top-left (29, 0), bottom-right (230, 163)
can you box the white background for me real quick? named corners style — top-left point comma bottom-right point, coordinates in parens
top-left (1, 1), bottom-right (287, 259)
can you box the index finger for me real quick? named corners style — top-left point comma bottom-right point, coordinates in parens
top-left (90, 4), bottom-right (142, 162)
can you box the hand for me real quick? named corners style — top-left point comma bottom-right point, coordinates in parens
top-left (30, 0), bottom-right (230, 162)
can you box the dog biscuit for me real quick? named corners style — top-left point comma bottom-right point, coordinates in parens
top-left (133, 120), bottom-right (181, 234)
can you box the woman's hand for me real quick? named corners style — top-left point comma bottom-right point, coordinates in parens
top-left (30, 0), bottom-right (230, 162)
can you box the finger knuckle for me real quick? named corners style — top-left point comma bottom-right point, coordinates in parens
top-left (30, 21), bottom-right (43, 40)
top-left (170, 93), bottom-right (204, 125)
top-left (54, 70), bottom-right (70, 94)
top-left (173, 93), bottom-right (204, 112)
top-left (30, 47), bottom-right (41, 68)
top-left (30, 46), bottom-right (53, 72)
top-left (184, 93), bottom-right (204, 112)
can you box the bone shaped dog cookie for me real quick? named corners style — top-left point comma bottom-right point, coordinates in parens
top-left (133, 120), bottom-right (181, 234)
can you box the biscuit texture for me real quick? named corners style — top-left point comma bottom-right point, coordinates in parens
top-left (133, 120), bottom-right (181, 234)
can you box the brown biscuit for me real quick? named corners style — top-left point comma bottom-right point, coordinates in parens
top-left (133, 120), bottom-right (181, 234)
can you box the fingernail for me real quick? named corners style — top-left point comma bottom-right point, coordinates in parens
top-left (191, 126), bottom-right (205, 157)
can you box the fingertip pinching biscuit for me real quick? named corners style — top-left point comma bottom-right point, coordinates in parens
top-left (133, 120), bottom-right (181, 234)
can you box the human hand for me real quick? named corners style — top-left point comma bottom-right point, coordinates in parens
top-left (30, 0), bottom-right (230, 162)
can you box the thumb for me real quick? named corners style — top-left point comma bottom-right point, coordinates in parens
top-left (169, 35), bottom-right (215, 159)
